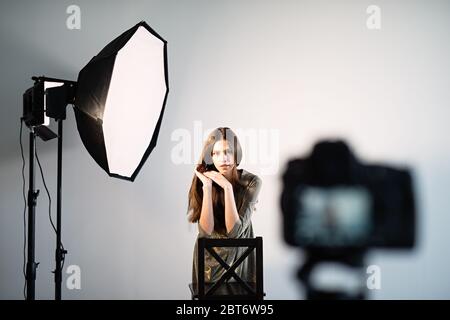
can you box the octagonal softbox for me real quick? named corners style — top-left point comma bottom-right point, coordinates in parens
top-left (74, 21), bottom-right (168, 181)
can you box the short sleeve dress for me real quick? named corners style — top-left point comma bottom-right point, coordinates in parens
top-left (191, 169), bottom-right (262, 285)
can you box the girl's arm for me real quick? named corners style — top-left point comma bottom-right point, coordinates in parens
top-left (224, 184), bottom-right (240, 233)
top-left (199, 185), bottom-right (214, 235)
top-left (226, 176), bottom-right (262, 238)
top-left (203, 170), bottom-right (240, 234)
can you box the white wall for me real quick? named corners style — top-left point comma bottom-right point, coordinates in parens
top-left (1, 0), bottom-right (449, 299)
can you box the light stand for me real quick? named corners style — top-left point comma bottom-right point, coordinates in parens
top-left (54, 118), bottom-right (66, 300)
top-left (23, 119), bottom-right (59, 300)
top-left (25, 128), bottom-right (38, 300)
top-left (23, 76), bottom-right (75, 300)
top-left (45, 77), bottom-right (76, 300)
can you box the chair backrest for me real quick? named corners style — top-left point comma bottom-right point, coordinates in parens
top-left (195, 237), bottom-right (264, 300)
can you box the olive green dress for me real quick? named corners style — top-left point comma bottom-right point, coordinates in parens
top-left (191, 169), bottom-right (262, 286)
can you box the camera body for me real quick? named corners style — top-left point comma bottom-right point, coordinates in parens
top-left (281, 140), bottom-right (416, 250)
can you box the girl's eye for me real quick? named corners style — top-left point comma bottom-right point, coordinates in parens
top-left (212, 150), bottom-right (231, 156)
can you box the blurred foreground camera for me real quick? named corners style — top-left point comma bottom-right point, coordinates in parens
top-left (280, 139), bottom-right (417, 299)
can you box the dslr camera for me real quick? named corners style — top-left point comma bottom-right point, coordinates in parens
top-left (281, 140), bottom-right (416, 250)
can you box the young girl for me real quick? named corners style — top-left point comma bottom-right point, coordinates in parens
top-left (187, 127), bottom-right (262, 286)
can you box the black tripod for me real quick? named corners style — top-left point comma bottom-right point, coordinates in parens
top-left (24, 120), bottom-right (67, 300)
top-left (23, 76), bottom-right (75, 300)
top-left (297, 248), bottom-right (368, 300)
top-left (25, 127), bottom-right (39, 300)
top-left (24, 121), bottom-right (69, 301)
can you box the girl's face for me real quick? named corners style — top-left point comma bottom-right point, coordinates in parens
top-left (211, 140), bottom-right (235, 176)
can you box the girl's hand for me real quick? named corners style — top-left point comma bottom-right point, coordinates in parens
top-left (204, 171), bottom-right (232, 190)
top-left (195, 169), bottom-right (212, 188)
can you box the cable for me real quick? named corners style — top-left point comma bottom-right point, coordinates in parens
top-left (35, 142), bottom-right (56, 234)
top-left (19, 119), bottom-right (27, 300)
top-left (35, 137), bottom-right (66, 276)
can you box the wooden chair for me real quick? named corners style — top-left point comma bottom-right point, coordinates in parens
top-left (189, 237), bottom-right (264, 300)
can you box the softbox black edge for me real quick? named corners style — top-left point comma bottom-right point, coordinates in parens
top-left (108, 172), bottom-right (135, 182)
top-left (129, 89), bottom-right (169, 182)
top-left (91, 23), bottom-right (141, 61)
top-left (163, 41), bottom-right (169, 92)
top-left (138, 21), bottom-right (168, 45)
top-left (90, 20), bottom-right (166, 63)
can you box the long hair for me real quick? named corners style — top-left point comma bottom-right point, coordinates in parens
top-left (187, 127), bottom-right (246, 234)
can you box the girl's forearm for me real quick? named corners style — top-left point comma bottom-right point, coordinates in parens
top-left (224, 185), bottom-right (239, 233)
top-left (199, 186), bottom-right (214, 235)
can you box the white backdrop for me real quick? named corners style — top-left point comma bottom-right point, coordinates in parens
top-left (1, 0), bottom-right (449, 299)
